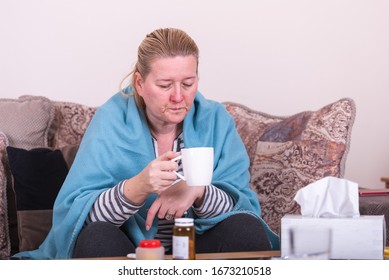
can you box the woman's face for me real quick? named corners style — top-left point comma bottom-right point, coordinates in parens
top-left (135, 55), bottom-right (198, 128)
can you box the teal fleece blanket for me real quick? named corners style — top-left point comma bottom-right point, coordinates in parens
top-left (14, 91), bottom-right (279, 259)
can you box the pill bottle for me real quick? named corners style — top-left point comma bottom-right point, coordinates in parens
top-left (173, 218), bottom-right (195, 260)
top-left (135, 239), bottom-right (165, 260)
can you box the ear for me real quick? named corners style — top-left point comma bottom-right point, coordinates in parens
top-left (134, 72), bottom-right (144, 96)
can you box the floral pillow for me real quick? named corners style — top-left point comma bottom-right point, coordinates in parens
top-left (224, 98), bottom-right (356, 235)
top-left (48, 101), bottom-right (97, 148)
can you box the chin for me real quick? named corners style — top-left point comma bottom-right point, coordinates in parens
top-left (167, 114), bottom-right (186, 124)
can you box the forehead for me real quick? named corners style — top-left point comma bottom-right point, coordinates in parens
top-left (148, 55), bottom-right (198, 79)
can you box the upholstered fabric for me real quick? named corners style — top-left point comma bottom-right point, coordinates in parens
top-left (224, 98), bottom-right (356, 235)
top-left (0, 131), bottom-right (11, 259)
top-left (0, 96), bottom-right (54, 150)
top-left (48, 101), bottom-right (97, 149)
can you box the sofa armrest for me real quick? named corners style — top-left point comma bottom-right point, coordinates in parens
top-left (0, 131), bottom-right (11, 259)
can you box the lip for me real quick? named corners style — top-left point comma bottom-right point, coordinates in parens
top-left (167, 107), bottom-right (186, 112)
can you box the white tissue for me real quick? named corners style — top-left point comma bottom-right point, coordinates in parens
top-left (294, 176), bottom-right (360, 218)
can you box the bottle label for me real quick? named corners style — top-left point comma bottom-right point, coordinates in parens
top-left (172, 236), bottom-right (189, 259)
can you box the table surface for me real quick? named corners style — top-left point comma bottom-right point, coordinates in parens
top-left (82, 250), bottom-right (281, 260)
top-left (80, 248), bottom-right (389, 260)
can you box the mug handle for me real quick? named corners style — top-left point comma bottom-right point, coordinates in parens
top-left (170, 155), bottom-right (186, 181)
top-left (173, 171), bottom-right (186, 181)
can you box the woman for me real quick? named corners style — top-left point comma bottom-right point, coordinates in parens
top-left (14, 28), bottom-right (279, 259)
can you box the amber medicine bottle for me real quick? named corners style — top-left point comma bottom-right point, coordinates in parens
top-left (173, 218), bottom-right (195, 260)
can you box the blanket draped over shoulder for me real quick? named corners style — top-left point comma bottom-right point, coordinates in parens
top-left (14, 91), bottom-right (279, 259)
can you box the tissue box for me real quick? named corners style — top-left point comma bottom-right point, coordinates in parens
top-left (281, 214), bottom-right (385, 259)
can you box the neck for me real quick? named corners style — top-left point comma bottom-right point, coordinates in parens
top-left (148, 121), bottom-right (182, 140)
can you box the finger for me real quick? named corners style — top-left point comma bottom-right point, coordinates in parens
top-left (174, 209), bottom-right (187, 218)
top-left (170, 154), bottom-right (182, 162)
top-left (153, 197), bottom-right (176, 220)
top-left (159, 151), bottom-right (181, 161)
top-left (145, 199), bottom-right (161, 231)
top-left (156, 205), bottom-right (170, 220)
top-left (160, 178), bottom-right (179, 188)
top-left (164, 212), bottom-right (176, 221)
top-left (161, 167), bottom-right (181, 181)
top-left (147, 162), bottom-right (177, 188)
top-left (151, 167), bottom-right (179, 188)
top-left (159, 161), bottom-right (179, 172)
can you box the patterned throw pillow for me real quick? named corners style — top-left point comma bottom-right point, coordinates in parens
top-left (224, 98), bottom-right (356, 235)
top-left (251, 140), bottom-right (346, 234)
top-left (48, 101), bottom-right (97, 148)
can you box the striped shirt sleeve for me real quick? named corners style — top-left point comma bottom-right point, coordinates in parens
top-left (192, 184), bottom-right (234, 218)
top-left (85, 180), bottom-right (144, 226)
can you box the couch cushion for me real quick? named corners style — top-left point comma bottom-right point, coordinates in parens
top-left (224, 98), bottom-right (356, 235)
top-left (0, 96), bottom-right (55, 150)
top-left (0, 131), bottom-right (11, 259)
top-left (6, 146), bottom-right (69, 252)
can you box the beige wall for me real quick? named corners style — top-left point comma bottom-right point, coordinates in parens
top-left (1, 0), bottom-right (389, 189)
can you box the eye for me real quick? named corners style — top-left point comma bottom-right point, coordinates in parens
top-left (182, 82), bottom-right (194, 88)
top-left (182, 78), bottom-right (196, 89)
top-left (158, 84), bottom-right (171, 89)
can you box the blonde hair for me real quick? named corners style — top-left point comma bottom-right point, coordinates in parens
top-left (120, 28), bottom-right (199, 109)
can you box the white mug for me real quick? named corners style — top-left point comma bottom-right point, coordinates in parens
top-left (171, 147), bottom-right (214, 186)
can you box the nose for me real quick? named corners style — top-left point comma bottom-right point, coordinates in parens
top-left (170, 84), bottom-right (183, 102)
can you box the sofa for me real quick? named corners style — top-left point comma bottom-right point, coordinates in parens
top-left (0, 95), bottom-right (357, 259)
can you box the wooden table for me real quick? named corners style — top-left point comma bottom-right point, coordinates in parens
top-left (80, 248), bottom-right (389, 260)
top-left (83, 250), bottom-right (281, 260)
top-left (78, 249), bottom-right (389, 260)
